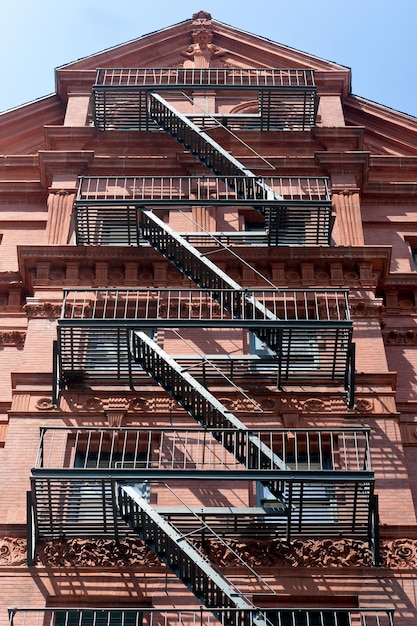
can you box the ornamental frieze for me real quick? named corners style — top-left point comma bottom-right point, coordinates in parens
top-left (24, 302), bottom-right (61, 318)
top-left (0, 535), bottom-right (416, 568)
top-left (0, 330), bottom-right (25, 346)
top-left (10, 536), bottom-right (417, 569)
top-left (383, 329), bottom-right (417, 345)
top-left (349, 300), bottom-right (383, 318)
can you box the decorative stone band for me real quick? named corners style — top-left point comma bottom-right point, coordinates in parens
top-left (3, 536), bottom-right (417, 568)
top-left (0, 331), bottom-right (25, 346)
top-left (383, 329), bottom-right (417, 345)
top-left (24, 303), bottom-right (61, 319)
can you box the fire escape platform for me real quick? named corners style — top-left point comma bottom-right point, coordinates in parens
top-left (55, 287), bottom-right (353, 392)
top-left (73, 175), bottom-right (333, 247)
top-left (9, 608), bottom-right (396, 626)
top-left (92, 68), bottom-right (318, 132)
top-left (29, 426), bottom-right (375, 549)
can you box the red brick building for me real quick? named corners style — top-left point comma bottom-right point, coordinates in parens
top-left (1, 10), bottom-right (417, 626)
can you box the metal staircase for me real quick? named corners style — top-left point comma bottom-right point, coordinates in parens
top-left (149, 92), bottom-right (255, 179)
top-left (131, 331), bottom-right (287, 468)
top-left (118, 485), bottom-right (270, 624)
top-left (28, 425), bottom-right (377, 565)
top-left (138, 210), bottom-right (277, 322)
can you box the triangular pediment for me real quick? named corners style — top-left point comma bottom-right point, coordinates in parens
top-left (56, 11), bottom-right (352, 100)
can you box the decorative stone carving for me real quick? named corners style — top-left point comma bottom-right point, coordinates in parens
top-left (354, 398), bottom-right (373, 414)
top-left (192, 10), bottom-right (212, 21)
top-left (199, 537), bottom-right (374, 568)
top-left (129, 397), bottom-right (148, 412)
top-left (24, 302), bottom-right (61, 318)
top-left (35, 397), bottom-right (55, 411)
top-left (350, 301), bottom-right (383, 318)
top-left (0, 331), bottom-right (26, 346)
top-left (105, 411), bottom-right (126, 428)
top-left (380, 539), bottom-right (417, 568)
top-left (106, 397), bottom-right (129, 411)
top-left (181, 21), bottom-right (226, 68)
top-left (383, 329), bottom-right (417, 345)
top-left (28, 536), bottom-right (417, 568)
top-left (85, 397), bottom-right (104, 412)
top-left (0, 537), bottom-right (26, 565)
top-left (64, 303), bottom-right (91, 318)
top-left (302, 398), bottom-right (326, 412)
top-left (38, 538), bottom-right (161, 567)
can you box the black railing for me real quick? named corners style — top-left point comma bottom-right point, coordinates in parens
top-left (34, 426), bottom-right (372, 473)
top-left (9, 607), bottom-right (395, 626)
top-left (75, 176), bottom-right (330, 205)
top-left (95, 68), bottom-right (316, 88)
top-left (92, 68), bottom-right (318, 131)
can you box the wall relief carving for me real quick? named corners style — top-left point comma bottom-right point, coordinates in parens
top-left (0, 535), bottom-right (415, 568)
top-left (0, 331), bottom-right (26, 346)
top-left (22, 536), bottom-right (417, 569)
top-left (383, 329), bottom-right (417, 345)
top-left (0, 537), bottom-right (26, 565)
top-left (24, 303), bottom-right (61, 318)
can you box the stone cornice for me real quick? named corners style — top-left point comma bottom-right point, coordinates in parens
top-left (368, 154), bottom-right (417, 174)
top-left (363, 182), bottom-right (417, 203)
top-left (382, 273), bottom-right (417, 289)
top-left (38, 150), bottom-right (95, 188)
top-left (44, 125), bottom-right (96, 150)
top-left (312, 127), bottom-right (365, 152)
top-left (315, 151), bottom-right (370, 188)
top-left (314, 71), bottom-right (350, 98)
top-left (54, 69), bottom-right (97, 102)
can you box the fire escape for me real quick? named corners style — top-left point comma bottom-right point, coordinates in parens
top-left (28, 67), bottom-right (383, 624)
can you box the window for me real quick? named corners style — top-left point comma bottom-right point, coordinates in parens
top-left (258, 452), bottom-right (337, 526)
top-left (265, 207), bottom-right (309, 245)
top-left (244, 219), bottom-right (267, 245)
top-left (74, 449), bottom-right (150, 502)
top-left (76, 207), bottom-right (144, 246)
top-left (249, 331), bottom-right (319, 373)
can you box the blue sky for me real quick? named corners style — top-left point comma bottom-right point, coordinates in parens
top-left (1, 0), bottom-right (416, 117)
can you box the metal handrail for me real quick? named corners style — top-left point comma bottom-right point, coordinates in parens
top-left (60, 288), bottom-right (351, 323)
top-left (75, 176), bottom-right (331, 204)
top-left (94, 67), bottom-right (316, 88)
top-left (8, 607), bottom-right (395, 626)
top-left (34, 426), bottom-right (372, 472)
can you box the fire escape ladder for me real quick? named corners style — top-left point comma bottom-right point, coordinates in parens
top-left (149, 92), bottom-right (256, 179)
top-left (148, 93), bottom-right (286, 213)
top-left (131, 330), bottom-right (290, 506)
top-left (118, 484), bottom-right (271, 625)
top-left (139, 209), bottom-right (278, 328)
top-left (131, 331), bottom-right (287, 465)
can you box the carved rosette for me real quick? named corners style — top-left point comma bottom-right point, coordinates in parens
top-left (380, 539), bottom-right (417, 568)
top-left (35, 397), bottom-right (55, 411)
